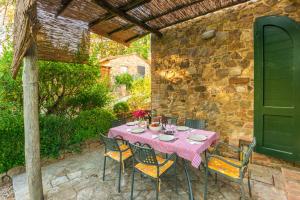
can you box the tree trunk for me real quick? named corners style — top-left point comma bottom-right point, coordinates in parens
top-left (23, 43), bottom-right (44, 200)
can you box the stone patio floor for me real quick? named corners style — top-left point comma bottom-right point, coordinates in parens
top-left (12, 146), bottom-right (287, 200)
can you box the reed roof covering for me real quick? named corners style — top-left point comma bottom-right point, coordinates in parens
top-left (12, 0), bottom-right (249, 78)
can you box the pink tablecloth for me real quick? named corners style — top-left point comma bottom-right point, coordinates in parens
top-left (108, 125), bottom-right (219, 168)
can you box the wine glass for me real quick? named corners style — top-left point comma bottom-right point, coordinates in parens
top-left (166, 119), bottom-right (172, 131)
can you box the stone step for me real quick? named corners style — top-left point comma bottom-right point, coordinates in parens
top-left (282, 167), bottom-right (300, 200)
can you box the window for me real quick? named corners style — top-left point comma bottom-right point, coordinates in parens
top-left (120, 66), bottom-right (128, 73)
top-left (137, 66), bottom-right (145, 77)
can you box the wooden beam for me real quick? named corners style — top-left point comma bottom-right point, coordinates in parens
top-left (108, 0), bottom-right (204, 35)
top-left (89, 0), bottom-right (151, 27)
top-left (23, 43), bottom-right (44, 200)
top-left (125, 32), bottom-right (148, 43)
top-left (94, 0), bottom-right (162, 37)
top-left (56, 0), bottom-right (74, 17)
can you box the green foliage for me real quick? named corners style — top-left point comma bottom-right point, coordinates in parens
top-left (0, 42), bottom-right (111, 115)
top-left (0, 108), bottom-right (115, 173)
top-left (89, 34), bottom-right (150, 67)
top-left (64, 82), bottom-right (111, 114)
top-left (0, 42), bottom-right (22, 109)
top-left (39, 61), bottom-right (109, 115)
top-left (72, 108), bottom-right (115, 141)
top-left (128, 76), bottom-right (151, 110)
top-left (0, 108), bottom-right (24, 173)
top-left (0, 14), bottom-right (150, 173)
top-left (40, 115), bottom-right (73, 157)
top-left (0, 40), bottom-right (115, 173)
top-left (115, 73), bottom-right (134, 89)
top-left (113, 101), bottom-right (130, 117)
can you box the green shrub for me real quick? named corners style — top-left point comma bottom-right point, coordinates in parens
top-left (40, 115), bottom-right (74, 157)
top-left (0, 109), bottom-right (24, 173)
top-left (66, 83), bottom-right (111, 112)
top-left (72, 108), bottom-right (115, 141)
top-left (113, 102), bottom-right (129, 118)
top-left (115, 73), bottom-right (133, 89)
top-left (0, 43), bottom-right (110, 116)
top-left (0, 108), bottom-right (115, 173)
top-left (40, 108), bottom-right (115, 156)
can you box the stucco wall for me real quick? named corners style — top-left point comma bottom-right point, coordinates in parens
top-left (151, 0), bottom-right (300, 167)
top-left (101, 54), bottom-right (150, 80)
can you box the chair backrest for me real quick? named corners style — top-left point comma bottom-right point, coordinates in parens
top-left (112, 119), bottom-right (126, 128)
top-left (242, 137), bottom-right (256, 166)
top-left (100, 134), bottom-right (120, 152)
top-left (129, 142), bottom-right (158, 166)
top-left (166, 116), bottom-right (178, 125)
top-left (185, 119), bottom-right (206, 129)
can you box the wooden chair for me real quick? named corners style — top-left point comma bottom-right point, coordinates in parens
top-left (204, 137), bottom-right (256, 200)
top-left (112, 118), bottom-right (127, 127)
top-left (129, 142), bottom-right (178, 200)
top-left (100, 134), bottom-right (132, 193)
top-left (185, 118), bottom-right (206, 129)
top-left (166, 116), bottom-right (178, 125)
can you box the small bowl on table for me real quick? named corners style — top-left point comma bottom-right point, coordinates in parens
top-left (149, 123), bottom-right (162, 132)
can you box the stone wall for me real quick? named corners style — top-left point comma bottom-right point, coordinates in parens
top-left (151, 0), bottom-right (300, 167)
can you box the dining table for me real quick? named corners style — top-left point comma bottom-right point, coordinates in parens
top-left (108, 124), bottom-right (219, 200)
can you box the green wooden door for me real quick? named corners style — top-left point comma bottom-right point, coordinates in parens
top-left (254, 16), bottom-right (300, 162)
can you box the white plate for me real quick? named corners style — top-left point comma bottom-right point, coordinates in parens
top-left (130, 128), bottom-right (145, 134)
top-left (176, 126), bottom-right (189, 131)
top-left (127, 121), bottom-right (139, 126)
top-left (126, 122), bottom-right (136, 126)
top-left (158, 134), bottom-right (175, 141)
top-left (188, 134), bottom-right (207, 142)
top-left (187, 139), bottom-right (201, 145)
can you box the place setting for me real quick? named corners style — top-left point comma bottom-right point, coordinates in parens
top-left (186, 134), bottom-right (208, 145)
top-left (128, 127), bottom-right (146, 134)
top-left (126, 121), bottom-right (139, 126)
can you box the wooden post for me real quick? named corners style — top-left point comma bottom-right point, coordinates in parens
top-left (23, 43), bottom-right (44, 200)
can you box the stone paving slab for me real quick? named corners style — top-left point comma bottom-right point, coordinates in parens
top-left (12, 147), bottom-right (287, 200)
top-left (282, 167), bottom-right (300, 200)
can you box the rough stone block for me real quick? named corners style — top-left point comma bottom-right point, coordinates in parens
top-left (285, 3), bottom-right (298, 13)
top-left (229, 77), bottom-right (250, 84)
top-left (51, 176), bottom-right (69, 187)
top-left (67, 171), bottom-right (82, 180)
top-left (201, 30), bottom-right (216, 39)
top-left (216, 69), bottom-right (229, 78)
top-left (229, 67), bottom-right (242, 76)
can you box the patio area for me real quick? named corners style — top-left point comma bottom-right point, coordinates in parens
top-left (5, 0), bottom-right (300, 199)
top-left (12, 146), bottom-right (287, 200)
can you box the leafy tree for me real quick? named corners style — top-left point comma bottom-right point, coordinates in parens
top-left (127, 76), bottom-right (151, 110)
top-left (38, 61), bottom-right (111, 115)
top-left (0, 42), bottom-right (22, 110)
top-left (89, 34), bottom-right (150, 67)
top-left (114, 73), bottom-right (134, 89)
top-left (0, 42), bottom-right (111, 116)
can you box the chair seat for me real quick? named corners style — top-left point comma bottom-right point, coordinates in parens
top-left (135, 156), bottom-right (174, 178)
top-left (208, 157), bottom-right (242, 179)
top-left (105, 144), bottom-right (132, 162)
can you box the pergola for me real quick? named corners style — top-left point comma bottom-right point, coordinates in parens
top-left (12, 0), bottom-right (249, 199)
